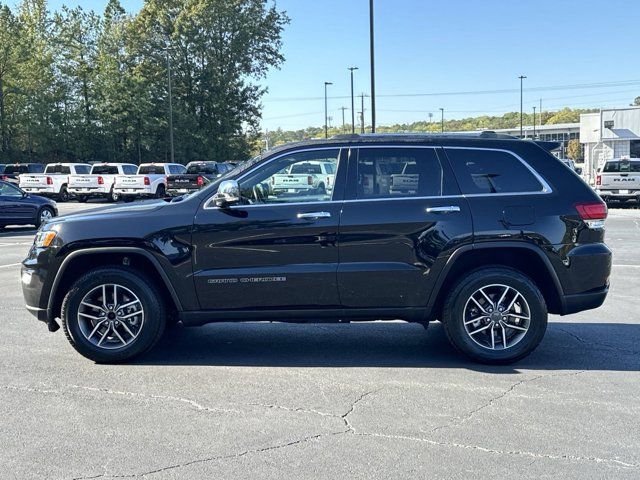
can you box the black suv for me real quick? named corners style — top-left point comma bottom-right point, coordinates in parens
top-left (21, 134), bottom-right (611, 364)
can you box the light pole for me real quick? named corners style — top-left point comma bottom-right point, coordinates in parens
top-left (428, 112), bottom-right (433, 124)
top-left (165, 45), bottom-right (175, 163)
top-left (533, 106), bottom-right (537, 138)
top-left (439, 108), bottom-right (444, 133)
top-left (360, 93), bottom-right (366, 133)
top-left (348, 67), bottom-right (358, 134)
top-left (369, 0), bottom-right (376, 133)
top-left (518, 75), bottom-right (527, 138)
top-left (340, 106), bottom-right (347, 133)
top-left (324, 81), bottom-right (333, 138)
top-left (539, 98), bottom-right (543, 127)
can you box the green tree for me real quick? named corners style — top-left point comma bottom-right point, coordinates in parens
top-left (566, 139), bottom-right (583, 161)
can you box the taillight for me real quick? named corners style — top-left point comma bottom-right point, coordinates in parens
top-left (144, 176), bottom-right (150, 186)
top-left (97, 176), bottom-right (104, 185)
top-left (575, 202), bottom-right (607, 229)
top-left (596, 175), bottom-right (601, 186)
top-left (307, 175), bottom-right (313, 185)
top-left (46, 176), bottom-right (53, 185)
top-left (197, 176), bottom-right (204, 186)
top-left (0, 175), bottom-right (7, 180)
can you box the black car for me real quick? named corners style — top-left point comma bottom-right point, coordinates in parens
top-left (0, 181), bottom-right (58, 229)
top-left (166, 161), bottom-right (233, 196)
top-left (21, 133), bottom-right (611, 364)
top-left (1, 163), bottom-right (45, 184)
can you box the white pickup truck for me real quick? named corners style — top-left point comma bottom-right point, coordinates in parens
top-left (19, 163), bottom-right (91, 201)
top-left (68, 163), bottom-right (138, 202)
top-left (390, 162), bottom-right (420, 194)
top-left (271, 161), bottom-right (335, 195)
top-left (113, 163), bottom-right (186, 200)
top-left (596, 158), bottom-right (640, 205)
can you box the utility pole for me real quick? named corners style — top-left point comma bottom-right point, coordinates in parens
top-left (428, 112), bottom-right (433, 124)
top-left (369, 0), bottom-right (376, 133)
top-left (359, 94), bottom-right (369, 134)
top-left (324, 81), bottom-right (333, 138)
top-left (264, 129), bottom-right (270, 151)
top-left (166, 46), bottom-right (175, 163)
top-left (340, 106), bottom-right (347, 133)
top-left (539, 98), bottom-right (543, 127)
top-left (439, 108), bottom-right (444, 133)
top-left (533, 106), bottom-right (537, 138)
top-left (518, 75), bottom-right (527, 138)
top-left (348, 67), bottom-right (358, 134)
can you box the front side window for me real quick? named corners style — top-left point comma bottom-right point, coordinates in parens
top-left (356, 147), bottom-right (445, 198)
top-left (446, 148), bottom-right (544, 194)
top-left (239, 149), bottom-right (340, 204)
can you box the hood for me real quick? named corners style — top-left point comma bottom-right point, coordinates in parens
top-left (54, 200), bottom-right (167, 225)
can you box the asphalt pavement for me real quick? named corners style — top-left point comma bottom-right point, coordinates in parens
top-left (0, 201), bottom-right (638, 479)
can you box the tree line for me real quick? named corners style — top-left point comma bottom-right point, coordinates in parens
top-left (263, 107), bottom-right (598, 147)
top-left (0, 0), bottom-right (288, 165)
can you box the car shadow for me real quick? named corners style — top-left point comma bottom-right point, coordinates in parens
top-left (137, 321), bottom-right (640, 372)
top-left (0, 226), bottom-right (36, 237)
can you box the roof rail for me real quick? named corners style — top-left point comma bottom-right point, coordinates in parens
top-left (330, 131), bottom-right (519, 140)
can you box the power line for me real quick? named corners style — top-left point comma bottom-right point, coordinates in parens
top-left (263, 79), bottom-right (640, 103)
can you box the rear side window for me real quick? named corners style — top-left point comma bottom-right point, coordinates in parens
top-left (138, 165), bottom-right (166, 174)
top-left (91, 165), bottom-right (118, 175)
top-left (356, 147), bottom-right (448, 199)
top-left (445, 148), bottom-right (544, 194)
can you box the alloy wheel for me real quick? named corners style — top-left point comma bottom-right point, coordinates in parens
top-left (39, 208), bottom-right (53, 223)
top-left (463, 283), bottom-right (531, 350)
top-left (77, 283), bottom-right (145, 350)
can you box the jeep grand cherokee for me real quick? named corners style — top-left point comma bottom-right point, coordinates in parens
top-left (21, 133), bottom-right (611, 364)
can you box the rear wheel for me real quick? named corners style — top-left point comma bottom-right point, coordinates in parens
top-left (155, 184), bottom-right (166, 199)
top-left (35, 206), bottom-right (55, 228)
top-left (58, 186), bottom-right (70, 202)
top-left (108, 187), bottom-right (119, 202)
top-left (76, 196), bottom-right (88, 203)
top-left (442, 267), bottom-right (547, 364)
top-left (61, 267), bottom-right (166, 363)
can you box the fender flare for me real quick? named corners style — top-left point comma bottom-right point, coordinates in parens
top-left (47, 247), bottom-right (183, 320)
top-left (426, 241), bottom-right (565, 312)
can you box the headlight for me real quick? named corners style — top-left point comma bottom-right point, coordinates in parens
top-left (34, 230), bottom-right (57, 248)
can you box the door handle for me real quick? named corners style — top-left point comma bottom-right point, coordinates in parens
top-left (425, 206), bottom-right (461, 214)
top-left (297, 211), bottom-right (331, 220)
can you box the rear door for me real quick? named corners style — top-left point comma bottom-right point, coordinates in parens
top-left (337, 145), bottom-right (473, 308)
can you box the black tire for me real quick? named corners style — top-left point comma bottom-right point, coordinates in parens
top-left (155, 184), bottom-right (166, 199)
top-left (442, 267), bottom-right (547, 365)
top-left (58, 186), bottom-right (70, 202)
top-left (124, 196), bottom-right (134, 203)
top-left (61, 267), bottom-right (166, 363)
top-left (76, 196), bottom-right (88, 203)
top-left (108, 187), bottom-right (119, 203)
top-left (316, 183), bottom-right (326, 195)
top-left (34, 206), bottom-right (55, 228)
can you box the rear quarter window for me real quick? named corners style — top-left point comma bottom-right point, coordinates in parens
top-left (445, 148), bottom-right (544, 194)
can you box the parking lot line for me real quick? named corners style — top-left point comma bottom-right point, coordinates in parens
top-left (612, 264), bottom-right (640, 268)
top-left (0, 263), bottom-right (22, 269)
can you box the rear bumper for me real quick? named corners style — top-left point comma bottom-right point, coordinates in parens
top-left (68, 187), bottom-right (109, 196)
top-left (561, 286), bottom-right (609, 315)
top-left (22, 187), bottom-right (56, 195)
top-left (114, 188), bottom-right (155, 197)
top-left (597, 190), bottom-right (640, 201)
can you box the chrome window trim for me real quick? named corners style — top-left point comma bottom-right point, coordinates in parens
top-left (202, 144), bottom-right (553, 211)
top-left (443, 146), bottom-right (553, 195)
top-left (203, 146), bottom-right (343, 210)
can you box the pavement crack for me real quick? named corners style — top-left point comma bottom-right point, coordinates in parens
top-left (341, 389), bottom-right (379, 433)
top-left (352, 432), bottom-right (638, 469)
top-left (556, 328), bottom-right (640, 356)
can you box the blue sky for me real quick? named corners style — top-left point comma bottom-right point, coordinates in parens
top-left (14, 0), bottom-right (640, 130)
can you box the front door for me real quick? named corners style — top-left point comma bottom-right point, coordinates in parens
top-left (0, 183), bottom-right (34, 224)
top-left (192, 147), bottom-right (346, 310)
top-left (337, 145), bottom-right (473, 308)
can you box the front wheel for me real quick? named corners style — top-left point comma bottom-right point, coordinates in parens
top-left (61, 267), bottom-right (166, 363)
top-left (35, 206), bottom-right (55, 228)
top-left (442, 267), bottom-right (547, 364)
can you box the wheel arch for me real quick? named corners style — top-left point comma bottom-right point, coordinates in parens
top-left (48, 247), bottom-right (182, 321)
top-left (428, 242), bottom-right (564, 318)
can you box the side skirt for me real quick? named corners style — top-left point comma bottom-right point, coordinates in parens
top-left (179, 307), bottom-right (431, 327)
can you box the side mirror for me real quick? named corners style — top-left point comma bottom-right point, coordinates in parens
top-left (575, 167), bottom-right (583, 175)
top-left (213, 179), bottom-right (241, 207)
